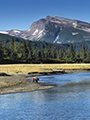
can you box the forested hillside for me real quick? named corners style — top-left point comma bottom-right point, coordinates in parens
top-left (1, 33), bottom-right (90, 51)
top-left (0, 37), bottom-right (90, 64)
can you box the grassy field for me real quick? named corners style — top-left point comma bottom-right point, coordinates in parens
top-left (0, 63), bottom-right (90, 75)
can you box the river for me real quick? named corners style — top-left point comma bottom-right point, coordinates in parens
top-left (0, 72), bottom-right (90, 120)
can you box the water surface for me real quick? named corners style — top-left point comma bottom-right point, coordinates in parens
top-left (0, 72), bottom-right (90, 120)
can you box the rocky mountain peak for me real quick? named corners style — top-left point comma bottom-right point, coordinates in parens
top-left (1, 16), bottom-right (90, 44)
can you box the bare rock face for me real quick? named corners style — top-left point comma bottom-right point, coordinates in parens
top-left (1, 16), bottom-right (90, 44)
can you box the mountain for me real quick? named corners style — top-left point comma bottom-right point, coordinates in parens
top-left (1, 15), bottom-right (90, 44)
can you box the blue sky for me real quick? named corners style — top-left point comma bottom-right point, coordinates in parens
top-left (0, 0), bottom-right (90, 31)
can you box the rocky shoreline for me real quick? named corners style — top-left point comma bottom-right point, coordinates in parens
top-left (0, 68), bottom-right (90, 95)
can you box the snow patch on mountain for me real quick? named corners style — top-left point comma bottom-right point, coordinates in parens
top-left (32, 29), bottom-right (38, 35)
top-left (37, 30), bottom-right (44, 38)
top-left (72, 22), bottom-right (77, 28)
top-left (27, 28), bottom-right (31, 31)
top-left (14, 30), bottom-right (21, 33)
top-left (72, 32), bottom-right (78, 35)
top-left (0, 31), bottom-right (8, 34)
top-left (51, 20), bottom-right (61, 24)
top-left (80, 28), bottom-right (90, 32)
top-left (53, 35), bottom-right (59, 43)
top-left (39, 30), bottom-right (44, 34)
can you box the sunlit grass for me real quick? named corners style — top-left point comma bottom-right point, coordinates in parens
top-left (0, 63), bottom-right (90, 75)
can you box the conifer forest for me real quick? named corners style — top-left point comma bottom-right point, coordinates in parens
top-left (0, 37), bottom-right (90, 64)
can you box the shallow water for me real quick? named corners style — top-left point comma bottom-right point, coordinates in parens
top-left (0, 72), bottom-right (90, 120)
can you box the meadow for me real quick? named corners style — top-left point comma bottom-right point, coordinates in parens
top-left (0, 63), bottom-right (90, 75)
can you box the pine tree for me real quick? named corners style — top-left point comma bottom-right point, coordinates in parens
top-left (36, 50), bottom-right (41, 61)
top-left (1, 41), bottom-right (8, 60)
top-left (14, 42), bottom-right (21, 60)
top-left (75, 51), bottom-right (80, 59)
top-left (0, 43), bottom-right (3, 62)
top-left (41, 47), bottom-right (45, 58)
top-left (3, 47), bottom-right (9, 59)
top-left (27, 40), bottom-right (32, 60)
top-left (56, 49), bottom-right (62, 59)
top-left (9, 37), bottom-right (15, 60)
top-left (62, 50), bottom-right (67, 59)
top-left (80, 45), bottom-right (86, 60)
top-left (20, 40), bottom-right (28, 61)
top-left (44, 47), bottom-right (51, 58)
top-left (44, 47), bottom-right (48, 58)
top-left (51, 47), bottom-right (56, 58)
top-left (65, 49), bottom-right (70, 58)
top-left (69, 43), bottom-right (75, 60)
top-left (32, 48), bottom-right (37, 60)
top-left (87, 48), bottom-right (90, 60)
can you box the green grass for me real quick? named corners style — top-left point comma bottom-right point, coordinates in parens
top-left (0, 63), bottom-right (90, 75)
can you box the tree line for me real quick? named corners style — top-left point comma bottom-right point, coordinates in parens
top-left (0, 37), bottom-right (90, 64)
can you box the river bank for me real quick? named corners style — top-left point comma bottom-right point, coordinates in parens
top-left (0, 63), bottom-right (90, 95)
top-left (0, 75), bottom-right (56, 95)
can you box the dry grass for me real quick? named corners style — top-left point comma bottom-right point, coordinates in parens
top-left (0, 63), bottom-right (90, 75)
